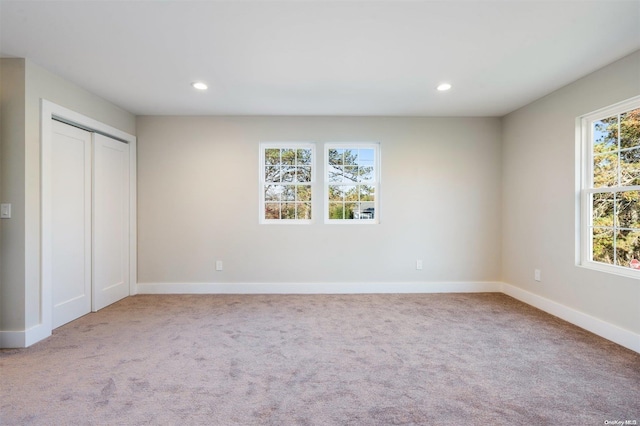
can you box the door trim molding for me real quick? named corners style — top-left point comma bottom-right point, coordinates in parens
top-left (41, 100), bottom-right (137, 340)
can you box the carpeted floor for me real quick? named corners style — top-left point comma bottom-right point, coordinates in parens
top-left (1, 293), bottom-right (638, 425)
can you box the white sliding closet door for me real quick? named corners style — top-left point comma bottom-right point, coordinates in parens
top-left (50, 121), bottom-right (131, 328)
top-left (92, 133), bottom-right (130, 311)
top-left (51, 121), bottom-right (92, 328)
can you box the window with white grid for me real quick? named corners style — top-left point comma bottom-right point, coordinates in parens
top-left (579, 97), bottom-right (640, 277)
top-left (260, 143), bottom-right (314, 224)
top-left (325, 143), bottom-right (380, 224)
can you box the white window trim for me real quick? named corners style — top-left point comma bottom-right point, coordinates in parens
top-left (259, 142), bottom-right (315, 225)
top-left (577, 95), bottom-right (640, 278)
top-left (324, 142), bottom-right (380, 225)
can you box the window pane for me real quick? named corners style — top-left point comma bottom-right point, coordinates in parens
top-left (620, 108), bottom-right (640, 150)
top-left (281, 165), bottom-right (295, 182)
top-left (281, 149), bottom-right (295, 165)
top-left (344, 202), bottom-right (357, 219)
top-left (296, 166), bottom-right (311, 182)
top-left (357, 149), bottom-right (374, 167)
top-left (615, 230), bottom-right (640, 268)
top-left (297, 202), bottom-right (311, 220)
top-left (617, 191), bottom-right (640, 229)
top-left (343, 149), bottom-right (358, 166)
top-left (282, 203), bottom-right (296, 219)
top-left (593, 152), bottom-right (618, 188)
top-left (329, 202), bottom-right (345, 219)
top-left (328, 149), bottom-right (344, 165)
top-left (264, 185), bottom-right (282, 202)
top-left (265, 148), bottom-right (280, 165)
top-left (281, 185), bottom-right (296, 201)
top-left (328, 165), bottom-right (343, 182)
top-left (593, 116), bottom-right (618, 154)
top-left (358, 165), bottom-right (375, 182)
top-left (592, 192), bottom-right (614, 227)
top-left (328, 185), bottom-right (343, 202)
top-left (354, 203), bottom-right (375, 219)
top-left (296, 185), bottom-right (311, 202)
top-left (344, 186), bottom-right (358, 201)
top-left (329, 166), bottom-right (344, 182)
top-left (592, 228), bottom-right (614, 264)
top-left (620, 148), bottom-right (640, 186)
top-left (265, 203), bottom-right (280, 219)
top-left (265, 166), bottom-right (280, 182)
top-left (359, 185), bottom-right (375, 202)
top-left (296, 149), bottom-right (312, 165)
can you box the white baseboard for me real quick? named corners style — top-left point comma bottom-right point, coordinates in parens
top-left (137, 281), bottom-right (639, 353)
top-left (501, 282), bottom-right (640, 353)
top-left (25, 323), bottom-right (52, 347)
top-left (4, 281), bottom-right (637, 353)
top-left (136, 281), bottom-right (502, 295)
top-left (0, 323), bottom-right (50, 349)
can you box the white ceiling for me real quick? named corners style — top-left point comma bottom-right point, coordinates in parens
top-left (1, 0), bottom-right (639, 117)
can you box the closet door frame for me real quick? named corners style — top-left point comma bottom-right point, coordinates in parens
top-left (41, 100), bottom-right (137, 336)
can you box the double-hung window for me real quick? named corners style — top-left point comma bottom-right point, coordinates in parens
top-left (325, 143), bottom-right (380, 224)
top-left (260, 143), bottom-right (314, 224)
top-left (579, 96), bottom-right (640, 276)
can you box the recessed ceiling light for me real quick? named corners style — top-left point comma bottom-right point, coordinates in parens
top-left (437, 83), bottom-right (452, 91)
top-left (192, 82), bottom-right (208, 90)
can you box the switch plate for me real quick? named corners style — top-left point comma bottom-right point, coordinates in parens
top-left (416, 260), bottom-right (423, 270)
top-left (216, 260), bottom-right (223, 271)
top-left (534, 269), bottom-right (541, 282)
top-left (0, 203), bottom-right (11, 219)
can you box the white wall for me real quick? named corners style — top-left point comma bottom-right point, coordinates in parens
top-left (0, 58), bottom-right (136, 338)
top-left (502, 50), bottom-right (640, 336)
top-left (137, 116), bottom-right (502, 287)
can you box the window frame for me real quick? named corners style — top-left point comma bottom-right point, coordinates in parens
top-left (324, 142), bottom-right (380, 225)
top-left (578, 95), bottom-right (640, 278)
top-left (259, 142), bottom-right (315, 225)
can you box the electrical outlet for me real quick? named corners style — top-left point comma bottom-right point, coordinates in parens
top-left (216, 260), bottom-right (223, 271)
top-left (416, 260), bottom-right (423, 270)
top-left (534, 269), bottom-right (541, 282)
top-left (0, 203), bottom-right (11, 219)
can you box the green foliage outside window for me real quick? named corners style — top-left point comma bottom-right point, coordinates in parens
top-left (327, 148), bottom-right (376, 220)
top-left (591, 108), bottom-right (640, 268)
top-left (263, 147), bottom-right (312, 221)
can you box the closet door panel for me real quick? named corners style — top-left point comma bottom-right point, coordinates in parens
top-left (93, 133), bottom-right (130, 311)
top-left (51, 121), bottom-right (92, 328)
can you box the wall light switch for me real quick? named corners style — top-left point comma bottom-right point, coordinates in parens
top-left (416, 260), bottom-right (423, 270)
top-left (0, 203), bottom-right (11, 219)
top-left (216, 260), bottom-right (223, 271)
top-left (534, 269), bottom-right (541, 282)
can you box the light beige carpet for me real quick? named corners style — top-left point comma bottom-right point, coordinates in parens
top-left (1, 293), bottom-right (638, 425)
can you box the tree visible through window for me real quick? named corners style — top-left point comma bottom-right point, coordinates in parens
top-left (326, 144), bottom-right (379, 223)
top-left (582, 99), bottom-right (640, 272)
top-left (261, 144), bottom-right (314, 223)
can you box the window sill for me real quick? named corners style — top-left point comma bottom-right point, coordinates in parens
top-left (577, 261), bottom-right (640, 280)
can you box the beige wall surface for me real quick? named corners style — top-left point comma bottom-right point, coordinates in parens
top-left (0, 59), bottom-right (26, 330)
top-left (0, 58), bottom-right (136, 333)
top-left (502, 50), bottom-right (640, 334)
top-left (137, 116), bottom-right (502, 285)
